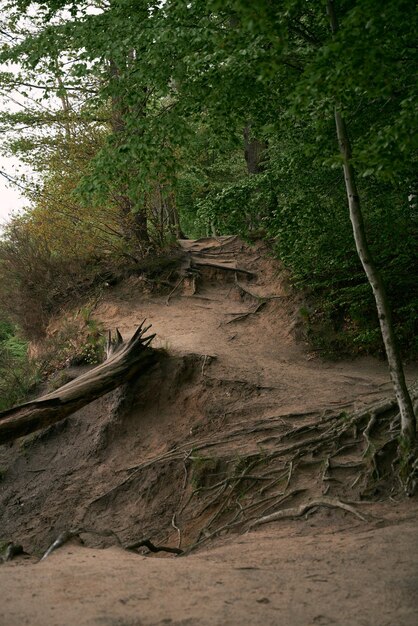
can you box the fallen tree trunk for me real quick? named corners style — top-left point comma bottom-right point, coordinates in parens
top-left (190, 257), bottom-right (255, 276)
top-left (0, 322), bottom-right (160, 446)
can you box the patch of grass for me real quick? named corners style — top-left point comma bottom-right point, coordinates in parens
top-left (0, 540), bottom-right (10, 554)
top-left (37, 309), bottom-right (106, 376)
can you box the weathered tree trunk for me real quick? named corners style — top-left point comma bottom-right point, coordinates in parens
top-left (243, 125), bottom-right (268, 232)
top-left (243, 125), bottom-right (267, 174)
top-left (165, 191), bottom-right (183, 239)
top-left (327, 0), bottom-right (416, 446)
top-left (115, 192), bottom-right (150, 245)
top-left (109, 59), bottom-right (149, 247)
top-left (0, 323), bottom-right (160, 446)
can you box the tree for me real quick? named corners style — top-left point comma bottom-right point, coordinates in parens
top-left (1, 0), bottom-right (416, 463)
top-left (326, 0), bottom-right (415, 446)
top-left (0, 0), bottom-right (176, 250)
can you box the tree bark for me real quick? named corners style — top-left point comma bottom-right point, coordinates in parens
top-left (109, 59), bottom-right (149, 246)
top-left (166, 190), bottom-right (183, 239)
top-left (327, 0), bottom-right (416, 445)
top-left (243, 125), bottom-right (267, 174)
top-left (0, 323), bottom-right (160, 446)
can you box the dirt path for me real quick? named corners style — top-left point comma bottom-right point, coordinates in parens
top-left (95, 237), bottom-right (416, 414)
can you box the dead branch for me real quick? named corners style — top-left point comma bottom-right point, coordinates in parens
top-left (105, 328), bottom-right (124, 359)
top-left (166, 275), bottom-right (186, 305)
top-left (39, 526), bottom-right (183, 559)
top-left (0, 321), bottom-right (160, 445)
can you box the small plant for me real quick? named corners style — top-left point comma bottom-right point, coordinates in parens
top-left (190, 455), bottom-right (221, 489)
top-left (77, 339), bottom-right (104, 365)
top-left (37, 310), bottom-right (106, 374)
top-left (299, 306), bottom-right (311, 321)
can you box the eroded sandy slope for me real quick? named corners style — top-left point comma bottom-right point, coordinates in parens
top-left (1, 237), bottom-right (417, 626)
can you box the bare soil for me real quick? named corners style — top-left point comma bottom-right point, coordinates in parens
top-left (1, 237), bottom-right (417, 625)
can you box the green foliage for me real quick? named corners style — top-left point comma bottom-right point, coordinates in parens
top-left (0, 321), bottom-right (40, 411)
top-left (0, 0), bottom-right (416, 358)
top-left (194, 174), bottom-right (275, 237)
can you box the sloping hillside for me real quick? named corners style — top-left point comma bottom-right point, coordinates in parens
top-left (0, 237), bottom-right (417, 626)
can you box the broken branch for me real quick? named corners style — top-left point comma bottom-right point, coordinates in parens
top-left (0, 321), bottom-right (160, 445)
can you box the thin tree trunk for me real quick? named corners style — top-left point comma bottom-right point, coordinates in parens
top-left (243, 125), bottom-right (268, 231)
top-left (165, 190), bottom-right (183, 238)
top-left (54, 59), bottom-right (72, 142)
top-left (327, 0), bottom-right (416, 446)
top-left (109, 59), bottom-right (149, 246)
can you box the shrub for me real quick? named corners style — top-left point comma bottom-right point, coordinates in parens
top-left (0, 321), bottom-right (40, 411)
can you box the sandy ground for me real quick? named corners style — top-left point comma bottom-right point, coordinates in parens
top-left (1, 237), bottom-right (417, 625)
top-left (1, 506), bottom-right (417, 626)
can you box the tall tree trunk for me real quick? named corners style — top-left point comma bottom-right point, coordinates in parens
top-left (243, 125), bottom-right (267, 174)
top-left (327, 0), bottom-right (416, 446)
top-left (243, 125), bottom-right (268, 232)
top-left (165, 190), bottom-right (183, 238)
top-left (115, 192), bottom-right (149, 246)
top-left (109, 59), bottom-right (149, 247)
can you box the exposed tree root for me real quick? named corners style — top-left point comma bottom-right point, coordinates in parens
top-left (79, 387), bottom-right (416, 554)
top-left (40, 530), bottom-right (80, 561)
top-left (234, 279), bottom-right (284, 302)
top-left (248, 497), bottom-right (369, 528)
top-left (226, 302), bottom-right (266, 324)
top-left (191, 260), bottom-right (255, 276)
top-left (221, 277), bottom-right (286, 324)
top-left (39, 527), bottom-right (183, 561)
top-left (125, 538), bottom-right (183, 555)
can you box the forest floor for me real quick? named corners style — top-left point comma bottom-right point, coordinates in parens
top-left (1, 236), bottom-right (417, 625)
